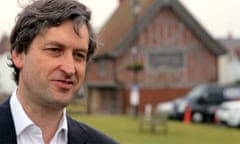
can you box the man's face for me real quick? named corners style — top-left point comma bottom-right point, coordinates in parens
top-left (12, 20), bottom-right (89, 109)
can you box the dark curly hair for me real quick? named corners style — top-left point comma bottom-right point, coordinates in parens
top-left (9, 0), bottom-right (97, 84)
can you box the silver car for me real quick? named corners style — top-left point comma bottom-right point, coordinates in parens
top-left (215, 100), bottom-right (240, 127)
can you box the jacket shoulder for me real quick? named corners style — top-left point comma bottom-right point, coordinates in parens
top-left (67, 116), bottom-right (119, 144)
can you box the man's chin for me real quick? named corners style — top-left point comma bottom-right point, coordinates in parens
top-left (48, 96), bottom-right (73, 109)
top-left (47, 101), bottom-right (70, 110)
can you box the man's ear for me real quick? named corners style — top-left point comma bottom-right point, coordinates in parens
top-left (11, 49), bottom-right (24, 69)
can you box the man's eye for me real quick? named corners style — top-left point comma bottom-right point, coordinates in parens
top-left (74, 52), bottom-right (86, 61)
top-left (45, 48), bottom-right (62, 56)
top-left (49, 48), bottom-right (60, 52)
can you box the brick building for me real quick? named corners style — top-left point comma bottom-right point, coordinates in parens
top-left (85, 0), bottom-right (226, 114)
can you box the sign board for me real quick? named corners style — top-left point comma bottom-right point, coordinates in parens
top-left (130, 85), bottom-right (139, 106)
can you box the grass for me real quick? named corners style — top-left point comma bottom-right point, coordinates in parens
top-left (70, 114), bottom-right (240, 144)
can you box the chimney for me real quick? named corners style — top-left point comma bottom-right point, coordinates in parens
top-left (119, 0), bottom-right (125, 5)
top-left (227, 31), bottom-right (233, 40)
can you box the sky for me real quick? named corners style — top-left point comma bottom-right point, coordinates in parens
top-left (0, 0), bottom-right (240, 39)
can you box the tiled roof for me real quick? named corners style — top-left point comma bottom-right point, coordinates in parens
top-left (218, 38), bottom-right (240, 50)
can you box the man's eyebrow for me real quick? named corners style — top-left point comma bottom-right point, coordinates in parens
top-left (45, 40), bottom-right (89, 52)
top-left (44, 41), bottom-right (65, 48)
top-left (75, 48), bottom-right (88, 53)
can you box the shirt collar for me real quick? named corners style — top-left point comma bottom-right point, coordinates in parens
top-left (57, 109), bottom-right (68, 142)
top-left (10, 89), bottom-right (33, 136)
top-left (10, 89), bottom-right (68, 139)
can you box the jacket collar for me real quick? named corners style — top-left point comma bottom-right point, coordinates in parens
top-left (67, 116), bottom-right (88, 144)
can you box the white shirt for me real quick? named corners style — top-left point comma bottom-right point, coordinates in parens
top-left (10, 90), bottom-right (68, 144)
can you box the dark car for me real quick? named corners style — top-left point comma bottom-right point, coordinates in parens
top-left (170, 83), bottom-right (240, 123)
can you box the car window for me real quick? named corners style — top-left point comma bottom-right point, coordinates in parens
top-left (186, 85), bottom-right (206, 100)
top-left (202, 88), bottom-right (224, 104)
top-left (223, 87), bottom-right (240, 99)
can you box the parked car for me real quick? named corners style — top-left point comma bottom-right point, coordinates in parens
top-left (170, 83), bottom-right (240, 123)
top-left (155, 101), bottom-right (174, 117)
top-left (215, 100), bottom-right (240, 127)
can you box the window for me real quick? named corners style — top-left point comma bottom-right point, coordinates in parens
top-left (98, 59), bottom-right (106, 76)
top-left (148, 52), bottom-right (184, 70)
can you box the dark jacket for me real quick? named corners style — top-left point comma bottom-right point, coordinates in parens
top-left (0, 98), bottom-right (119, 144)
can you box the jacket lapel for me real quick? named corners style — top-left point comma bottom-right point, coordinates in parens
top-left (0, 98), bottom-right (17, 144)
top-left (67, 116), bottom-right (88, 144)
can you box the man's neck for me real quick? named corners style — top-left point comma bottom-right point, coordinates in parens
top-left (16, 92), bottom-right (65, 143)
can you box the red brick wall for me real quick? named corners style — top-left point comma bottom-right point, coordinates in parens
top-left (86, 60), bottom-right (116, 83)
top-left (186, 50), bottom-right (217, 82)
top-left (122, 87), bottom-right (190, 114)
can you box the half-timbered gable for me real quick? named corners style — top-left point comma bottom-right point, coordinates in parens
top-left (86, 0), bottom-right (226, 114)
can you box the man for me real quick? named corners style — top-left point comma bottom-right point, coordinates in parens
top-left (0, 0), bottom-right (118, 143)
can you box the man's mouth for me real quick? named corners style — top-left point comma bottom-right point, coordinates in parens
top-left (60, 80), bottom-right (74, 85)
top-left (54, 79), bottom-right (74, 89)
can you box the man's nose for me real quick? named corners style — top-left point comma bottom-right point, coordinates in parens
top-left (60, 54), bottom-right (76, 76)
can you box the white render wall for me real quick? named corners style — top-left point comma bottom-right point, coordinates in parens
top-left (218, 54), bottom-right (228, 84)
top-left (0, 53), bottom-right (16, 94)
top-left (218, 54), bottom-right (240, 84)
top-left (227, 58), bottom-right (240, 83)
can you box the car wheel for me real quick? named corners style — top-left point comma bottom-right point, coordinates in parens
top-left (192, 112), bottom-right (203, 123)
top-left (237, 120), bottom-right (240, 128)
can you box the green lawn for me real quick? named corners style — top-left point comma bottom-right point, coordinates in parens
top-left (70, 114), bottom-right (240, 144)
